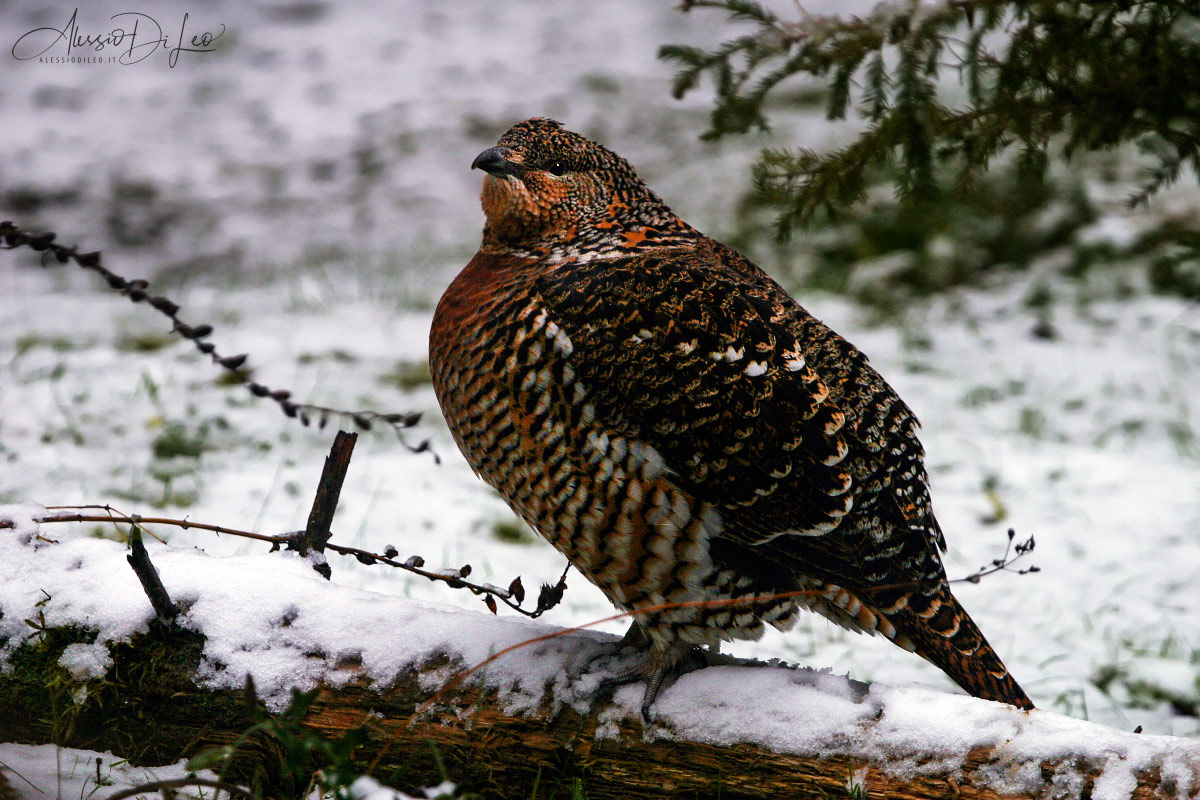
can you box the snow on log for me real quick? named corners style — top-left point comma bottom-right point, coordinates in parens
top-left (1, 505), bottom-right (1197, 800)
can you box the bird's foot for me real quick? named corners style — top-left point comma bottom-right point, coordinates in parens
top-left (576, 627), bottom-right (718, 724)
top-left (571, 627), bottom-right (646, 706)
top-left (575, 620), bottom-right (648, 679)
top-left (633, 645), bottom-right (721, 723)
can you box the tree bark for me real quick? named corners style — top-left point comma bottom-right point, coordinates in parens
top-left (0, 624), bottom-right (1194, 800)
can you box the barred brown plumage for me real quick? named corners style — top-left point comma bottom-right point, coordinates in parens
top-left (430, 118), bottom-right (1033, 719)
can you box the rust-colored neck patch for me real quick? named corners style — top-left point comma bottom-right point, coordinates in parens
top-left (474, 118), bottom-right (703, 263)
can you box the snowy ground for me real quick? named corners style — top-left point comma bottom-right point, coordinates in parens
top-left (2, 0), bottom-right (1199, 794)
top-left (2, 513), bottom-right (1198, 800)
top-left (0, 743), bottom-right (218, 800)
top-left (0, 740), bottom-right (442, 800)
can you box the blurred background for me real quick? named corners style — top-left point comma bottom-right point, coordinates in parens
top-left (2, 0), bottom-right (1198, 737)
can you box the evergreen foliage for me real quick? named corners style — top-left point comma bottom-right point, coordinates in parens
top-left (661, 0), bottom-right (1200, 242)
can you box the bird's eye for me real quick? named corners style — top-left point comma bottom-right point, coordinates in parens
top-left (546, 161), bottom-right (568, 176)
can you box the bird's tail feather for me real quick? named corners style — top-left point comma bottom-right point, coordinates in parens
top-left (875, 585), bottom-right (1034, 710)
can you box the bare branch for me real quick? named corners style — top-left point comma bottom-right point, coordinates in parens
top-left (102, 778), bottom-right (256, 800)
top-left (290, 430), bottom-right (358, 578)
top-left (0, 221), bottom-right (434, 458)
top-left (954, 527), bottom-right (1039, 585)
top-left (1, 506), bottom-right (567, 619)
top-left (126, 526), bottom-right (181, 622)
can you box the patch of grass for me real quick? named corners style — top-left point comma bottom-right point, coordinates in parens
top-left (151, 421), bottom-right (208, 459)
top-left (1125, 679), bottom-right (1199, 717)
top-left (1051, 687), bottom-right (1090, 721)
top-left (88, 524), bottom-right (125, 542)
top-left (1023, 281), bottom-right (1056, 310)
top-left (15, 333), bottom-right (78, 356)
top-left (1146, 239), bottom-right (1200, 300)
top-left (115, 332), bottom-right (176, 353)
top-left (579, 72), bottom-right (619, 94)
top-left (298, 349), bottom-right (358, 365)
top-left (0, 620), bottom-right (261, 780)
top-left (146, 461), bottom-right (202, 508)
top-left (1092, 633), bottom-right (1200, 724)
top-left (491, 518), bottom-right (535, 545)
top-left (1017, 406), bottom-right (1047, 438)
top-left (0, 619), bottom-right (101, 746)
top-left (188, 687), bottom-right (371, 800)
top-left (960, 385), bottom-right (1004, 409)
top-left (899, 327), bottom-right (933, 352)
top-left (979, 473), bottom-right (1007, 525)
top-left (4, 184), bottom-right (82, 214)
top-left (125, 373), bottom-right (227, 508)
top-left (142, 416), bottom-right (227, 507)
top-left (843, 767), bottom-right (870, 800)
top-left (38, 361), bottom-right (87, 445)
top-left (106, 178), bottom-right (176, 247)
top-left (1093, 663), bottom-right (1200, 718)
top-left (1092, 417), bottom-right (1148, 448)
top-left (379, 360), bottom-right (432, 391)
top-left (1165, 418), bottom-right (1197, 458)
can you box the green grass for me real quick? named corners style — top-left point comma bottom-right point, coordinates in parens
top-left (115, 331), bottom-right (176, 353)
top-left (15, 333), bottom-right (80, 355)
top-left (490, 518), bottom-right (536, 545)
top-left (379, 360), bottom-right (433, 391)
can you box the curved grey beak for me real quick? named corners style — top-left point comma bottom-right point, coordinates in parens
top-left (471, 146), bottom-right (521, 179)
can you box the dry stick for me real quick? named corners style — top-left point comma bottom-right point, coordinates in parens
top-left (0, 220), bottom-right (432, 456)
top-left (125, 527), bottom-right (180, 622)
top-left (291, 430), bottom-right (358, 579)
top-left (1, 509), bottom-right (562, 619)
top-left (37, 503), bottom-right (165, 544)
top-left (102, 504), bottom-right (166, 544)
top-left (960, 527), bottom-right (1040, 583)
top-left (1, 504), bottom-right (1035, 619)
top-left (102, 777), bottom-right (256, 800)
top-left (3, 512), bottom-right (280, 542)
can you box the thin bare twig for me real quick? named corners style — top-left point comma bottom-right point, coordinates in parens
top-left (102, 777), bottom-right (256, 800)
top-left (956, 527), bottom-right (1039, 584)
top-left (1, 506), bottom-right (566, 619)
top-left (0, 220), bottom-right (433, 457)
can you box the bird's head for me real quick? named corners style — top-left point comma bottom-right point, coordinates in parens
top-left (472, 118), bottom-right (696, 261)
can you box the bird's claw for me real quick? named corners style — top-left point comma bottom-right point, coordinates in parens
top-left (577, 631), bottom-right (719, 725)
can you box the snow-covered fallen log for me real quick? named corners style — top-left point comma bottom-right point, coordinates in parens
top-left (1, 505), bottom-right (1197, 800)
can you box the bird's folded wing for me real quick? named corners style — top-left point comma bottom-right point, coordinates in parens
top-left (533, 247), bottom-right (874, 561)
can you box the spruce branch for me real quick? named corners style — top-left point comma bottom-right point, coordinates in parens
top-left (665, 0), bottom-right (1200, 231)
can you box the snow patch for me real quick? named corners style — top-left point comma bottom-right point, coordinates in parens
top-left (0, 743), bottom-right (218, 800)
top-left (3, 511), bottom-right (1196, 799)
top-left (57, 643), bottom-right (113, 682)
